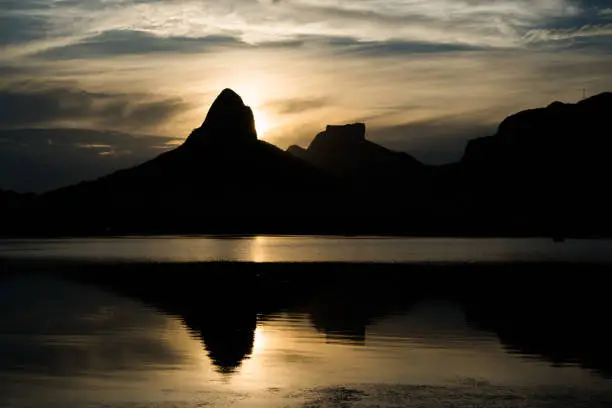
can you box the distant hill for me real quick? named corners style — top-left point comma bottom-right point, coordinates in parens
top-left (0, 128), bottom-right (180, 193)
top-left (287, 123), bottom-right (425, 192)
top-left (3, 90), bottom-right (612, 237)
top-left (458, 92), bottom-right (612, 234)
top-left (0, 188), bottom-right (32, 205)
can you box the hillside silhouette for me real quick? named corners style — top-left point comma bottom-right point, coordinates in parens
top-left (2, 89), bottom-right (612, 237)
top-left (460, 93), bottom-right (612, 236)
top-left (288, 123), bottom-right (425, 190)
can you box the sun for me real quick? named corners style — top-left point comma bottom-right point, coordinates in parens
top-left (253, 108), bottom-right (271, 139)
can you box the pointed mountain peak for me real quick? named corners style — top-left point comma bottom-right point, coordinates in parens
top-left (207, 88), bottom-right (245, 116)
top-left (185, 88), bottom-right (257, 147)
top-left (220, 88), bottom-right (241, 97)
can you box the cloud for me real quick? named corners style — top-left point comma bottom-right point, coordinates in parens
top-left (267, 35), bottom-right (488, 57)
top-left (0, 0), bottom-right (596, 57)
top-left (0, 82), bottom-right (190, 131)
top-left (2, 0), bottom-right (612, 188)
top-left (266, 97), bottom-right (330, 115)
top-left (523, 23), bottom-right (612, 43)
top-left (0, 128), bottom-right (181, 192)
top-left (0, 64), bottom-right (33, 76)
top-left (35, 31), bottom-right (489, 62)
top-left (0, 14), bottom-right (51, 46)
top-left (368, 118), bottom-right (497, 165)
top-left (36, 30), bottom-right (245, 59)
top-left (0, 0), bottom-right (52, 11)
top-left (334, 38), bottom-right (487, 57)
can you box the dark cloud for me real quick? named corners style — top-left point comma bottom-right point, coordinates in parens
top-left (36, 30), bottom-right (245, 59)
top-left (368, 118), bottom-right (497, 165)
top-left (521, 2), bottom-right (612, 49)
top-left (336, 39), bottom-right (486, 57)
top-left (0, 128), bottom-right (181, 193)
top-left (541, 32), bottom-right (612, 54)
top-left (34, 29), bottom-right (314, 60)
top-left (0, 64), bottom-right (32, 76)
top-left (583, 0), bottom-right (612, 11)
top-left (0, 0), bottom-right (51, 11)
top-left (292, 2), bottom-right (432, 26)
top-left (266, 97), bottom-right (329, 114)
top-left (267, 35), bottom-right (486, 57)
top-left (0, 82), bottom-right (226, 192)
top-left (0, 14), bottom-right (51, 46)
top-left (4, 0), bottom-right (612, 57)
top-left (32, 30), bottom-right (488, 63)
top-left (0, 82), bottom-right (190, 130)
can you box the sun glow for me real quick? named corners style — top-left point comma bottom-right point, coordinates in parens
top-left (206, 76), bottom-right (280, 140)
top-left (253, 326), bottom-right (268, 353)
top-left (253, 108), bottom-right (272, 139)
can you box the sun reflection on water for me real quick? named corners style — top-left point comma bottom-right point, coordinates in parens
top-left (253, 326), bottom-right (268, 354)
top-left (250, 236), bottom-right (268, 263)
top-left (2, 275), bottom-right (611, 408)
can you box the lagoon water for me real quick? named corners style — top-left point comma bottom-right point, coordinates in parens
top-left (0, 235), bottom-right (611, 263)
top-left (1, 236), bottom-right (611, 407)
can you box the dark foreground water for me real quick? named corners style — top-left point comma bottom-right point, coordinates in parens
top-left (1, 237), bottom-right (611, 407)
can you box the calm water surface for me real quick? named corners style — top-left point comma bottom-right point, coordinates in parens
top-left (1, 237), bottom-right (611, 407)
top-left (1, 271), bottom-right (611, 408)
top-left (1, 236), bottom-right (612, 263)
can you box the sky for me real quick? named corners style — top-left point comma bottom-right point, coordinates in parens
top-left (1, 0), bottom-right (612, 192)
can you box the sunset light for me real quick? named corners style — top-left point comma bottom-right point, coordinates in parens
top-left (2, 0), bottom-right (612, 407)
top-left (254, 108), bottom-right (272, 139)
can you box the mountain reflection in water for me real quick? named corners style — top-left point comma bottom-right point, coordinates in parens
top-left (1, 261), bottom-right (611, 408)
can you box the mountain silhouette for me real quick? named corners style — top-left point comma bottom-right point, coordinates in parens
top-left (19, 89), bottom-right (337, 234)
top-left (184, 88), bottom-right (257, 147)
top-left (2, 90), bottom-right (612, 237)
top-left (458, 92), bottom-right (612, 235)
top-left (287, 123), bottom-right (426, 192)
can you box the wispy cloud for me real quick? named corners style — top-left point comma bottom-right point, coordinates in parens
top-left (1, 0), bottom-right (612, 191)
top-left (0, 0), bottom-right (593, 55)
top-left (36, 30), bottom-right (244, 59)
top-left (0, 81), bottom-right (190, 131)
top-left (523, 23), bottom-right (612, 43)
top-left (266, 97), bottom-right (330, 115)
top-left (0, 14), bottom-right (51, 46)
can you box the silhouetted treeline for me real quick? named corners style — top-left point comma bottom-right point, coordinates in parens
top-left (2, 90), bottom-right (612, 237)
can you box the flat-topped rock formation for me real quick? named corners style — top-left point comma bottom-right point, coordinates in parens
top-left (287, 123), bottom-right (424, 193)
